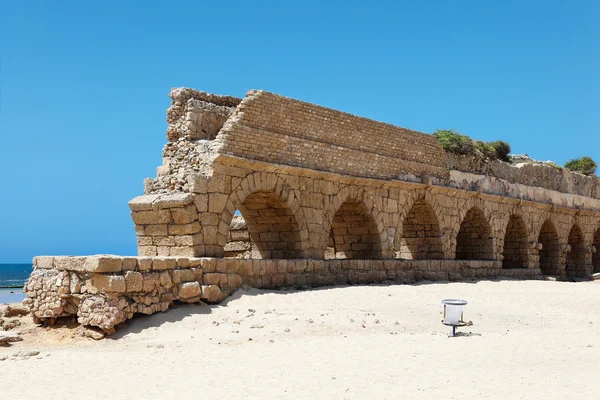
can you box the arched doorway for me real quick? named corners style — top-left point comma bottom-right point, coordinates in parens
top-left (502, 215), bottom-right (529, 269)
top-left (537, 220), bottom-right (560, 275)
top-left (455, 207), bottom-right (494, 260)
top-left (224, 191), bottom-right (303, 259)
top-left (325, 199), bottom-right (382, 259)
top-left (397, 200), bottom-right (443, 259)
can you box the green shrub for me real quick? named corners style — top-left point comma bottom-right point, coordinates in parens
top-left (433, 129), bottom-right (474, 155)
top-left (564, 156), bottom-right (597, 175)
top-left (433, 130), bottom-right (512, 162)
top-left (474, 140), bottom-right (497, 159)
top-left (489, 140), bottom-right (511, 162)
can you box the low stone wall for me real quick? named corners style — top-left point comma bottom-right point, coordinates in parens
top-left (447, 154), bottom-right (600, 200)
top-left (24, 255), bottom-right (537, 334)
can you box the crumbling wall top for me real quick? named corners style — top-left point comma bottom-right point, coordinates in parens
top-left (217, 89), bottom-right (449, 181)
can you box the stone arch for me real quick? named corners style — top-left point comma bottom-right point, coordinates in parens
top-left (218, 172), bottom-right (309, 259)
top-left (566, 224), bottom-right (586, 277)
top-left (501, 214), bottom-right (530, 269)
top-left (537, 220), bottom-right (561, 275)
top-left (593, 228), bottom-right (600, 273)
top-left (323, 186), bottom-right (388, 259)
top-left (455, 207), bottom-right (494, 260)
top-left (396, 199), bottom-right (443, 260)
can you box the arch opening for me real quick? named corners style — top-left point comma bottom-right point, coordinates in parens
top-left (325, 199), bottom-right (382, 259)
top-left (455, 207), bottom-right (494, 260)
top-left (224, 191), bottom-right (303, 259)
top-left (502, 215), bottom-right (529, 269)
top-left (397, 200), bottom-right (443, 260)
top-left (566, 225), bottom-right (586, 277)
top-left (537, 220), bottom-right (560, 275)
top-left (593, 229), bottom-right (600, 273)
top-left (224, 213), bottom-right (256, 259)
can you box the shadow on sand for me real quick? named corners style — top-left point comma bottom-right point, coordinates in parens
top-left (107, 276), bottom-right (580, 338)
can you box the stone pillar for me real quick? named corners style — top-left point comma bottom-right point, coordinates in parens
top-left (129, 193), bottom-right (203, 257)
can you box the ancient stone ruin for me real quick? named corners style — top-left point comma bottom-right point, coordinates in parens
top-left (24, 88), bottom-right (600, 334)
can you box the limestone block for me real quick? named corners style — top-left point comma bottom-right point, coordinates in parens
top-left (92, 275), bottom-right (126, 293)
top-left (179, 269), bottom-right (195, 282)
top-left (208, 193), bottom-right (228, 213)
top-left (131, 210), bottom-right (173, 225)
top-left (237, 260), bottom-right (253, 276)
top-left (138, 257), bottom-right (153, 271)
top-left (201, 213), bottom-right (220, 226)
top-left (144, 225), bottom-right (169, 237)
top-left (53, 256), bottom-right (88, 272)
top-left (178, 282), bottom-right (201, 300)
top-left (152, 257), bottom-right (177, 270)
top-left (82, 256), bottom-right (123, 273)
top-left (174, 234), bottom-right (203, 246)
top-left (156, 246), bottom-right (171, 256)
top-left (33, 256), bottom-right (54, 269)
top-left (142, 273), bottom-right (159, 292)
top-left (224, 258), bottom-right (240, 274)
top-left (176, 257), bottom-right (191, 268)
top-left (227, 274), bottom-right (242, 289)
top-left (154, 236), bottom-right (176, 246)
top-left (193, 194), bottom-right (208, 213)
top-left (200, 285), bottom-right (223, 303)
top-left (192, 268), bottom-right (203, 281)
top-left (171, 270), bottom-right (182, 284)
top-left (172, 205), bottom-right (199, 225)
top-left (128, 194), bottom-right (162, 212)
top-left (137, 236), bottom-right (153, 246)
top-left (216, 259), bottom-right (228, 273)
top-left (135, 225), bottom-right (145, 235)
top-left (125, 271), bottom-right (143, 292)
top-left (159, 271), bottom-right (173, 288)
top-left (168, 222), bottom-right (201, 235)
top-left (203, 273), bottom-right (223, 285)
top-left (153, 193), bottom-right (194, 209)
top-left (169, 246), bottom-right (199, 257)
top-left (191, 175), bottom-right (209, 194)
top-left (187, 258), bottom-right (203, 267)
top-left (200, 258), bottom-right (216, 273)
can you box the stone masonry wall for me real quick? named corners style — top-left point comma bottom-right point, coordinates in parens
top-left (130, 158), bottom-right (600, 277)
top-left (216, 90), bottom-right (449, 181)
top-left (447, 154), bottom-right (600, 200)
top-left (26, 255), bottom-right (538, 333)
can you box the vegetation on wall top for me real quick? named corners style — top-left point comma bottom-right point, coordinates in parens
top-left (564, 156), bottom-right (597, 176)
top-left (433, 129), bottom-right (511, 162)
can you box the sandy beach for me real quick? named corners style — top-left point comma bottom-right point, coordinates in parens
top-left (1, 279), bottom-right (599, 399)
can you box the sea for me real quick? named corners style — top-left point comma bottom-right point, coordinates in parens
top-left (0, 263), bottom-right (32, 303)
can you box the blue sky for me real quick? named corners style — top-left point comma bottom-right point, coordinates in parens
top-left (0, 0), bottom-right (598, 262)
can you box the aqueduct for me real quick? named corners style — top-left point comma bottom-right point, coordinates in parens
top-left (24, 88), bottom-right (600, 333)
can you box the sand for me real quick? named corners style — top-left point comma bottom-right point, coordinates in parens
top-left (1, 279), bottom-right (599, 399)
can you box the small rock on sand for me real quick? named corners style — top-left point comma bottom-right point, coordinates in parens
top-left (84, 329), bottom-right (105, 340)
top-left (13, 350), bottom-right (40, 358)
top-left (5, 304), bottom-right (29, 318)
top-left (0, 332), bottom-right (22, 346)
